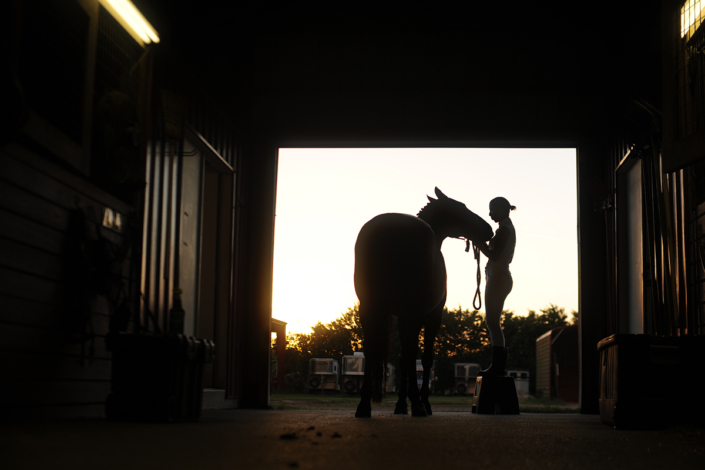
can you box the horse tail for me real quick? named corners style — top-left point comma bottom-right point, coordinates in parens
top-left (362, 307), bottom-right (392, 403)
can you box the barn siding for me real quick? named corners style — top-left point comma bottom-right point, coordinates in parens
top-left (0, 143), bottom-right (134, 420)
top-left (535, 330), bottom-right (551, 399)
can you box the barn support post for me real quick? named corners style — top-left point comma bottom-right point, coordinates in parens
top-left (577, 142), bottom-right (611, 414)
top-left (236, 144), bottom-right (279, 408)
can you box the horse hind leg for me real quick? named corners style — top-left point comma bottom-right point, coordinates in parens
top-left (355, 301), bottom-right (386, 418)
top-left (399, 316), bottom-right (426, 418)
top-left (394, 348), bottom-right (408, 415)
top-left (420, 300), bottom-right (443, 416)
top-left (420, 355), bottom-right (433, 416)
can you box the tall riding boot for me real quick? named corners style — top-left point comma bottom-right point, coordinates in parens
top-left (478, 346), bottom-right (508, 377)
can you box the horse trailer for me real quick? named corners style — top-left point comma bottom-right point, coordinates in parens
top-left (454, 363), bottom-right (480, 395)
top-left (386, 362), bottom-right (396, 393)
top-left (415, 359), bottom-right (436, 392)
top-left (341, 352), bottom-right (365, 393)
top-left (309, 358), bottom-right (340, 393)
top-left (342, 352), bottom-right (397, 394)
top-left (507, 368), bottom-right (530, 397)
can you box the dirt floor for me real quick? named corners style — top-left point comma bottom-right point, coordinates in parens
top-left (3, 409), bottom-right (703, 470)
top-left (270, 392), bottom-right (580, 413)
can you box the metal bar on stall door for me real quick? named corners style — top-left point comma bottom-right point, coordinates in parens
top-left (674, 170), bottom-right (689, 335)
top-left (641, 150), bottom-right (657, 335)
top-left (139, 51), bottom-right (156, 333)
top-left (143, 131), bottom-right (157, 331)
top-left (163, 138), bottom-right (176, 333)
top-left (154, 132), bottom-right (167, 332)
top-left (684, 168), bottom-right (697, 335)
top-left (663, 172), bottom-right (679, 333)
top-left (648, 150), bottom-right (667, 335)
top-left (173, 137), bottom-right (184, 297)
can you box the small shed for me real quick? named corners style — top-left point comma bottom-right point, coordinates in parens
top-left (536, 325), bottom-right (579, 402)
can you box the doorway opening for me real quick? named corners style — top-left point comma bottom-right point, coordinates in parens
top-left (272, 148), bottom-right (579, 400)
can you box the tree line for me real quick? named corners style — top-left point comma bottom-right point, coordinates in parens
top-left (283, 304), bottom-right (576, 394)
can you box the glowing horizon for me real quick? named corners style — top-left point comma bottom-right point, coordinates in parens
top-left (273, 148), bottom-right (578, 335)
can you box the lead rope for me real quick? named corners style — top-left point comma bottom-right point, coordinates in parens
top-left (465, 239), bottom-right (482, 310)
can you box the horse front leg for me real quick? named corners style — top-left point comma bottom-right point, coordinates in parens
top-left (355, 363), bottom-right (373, 418)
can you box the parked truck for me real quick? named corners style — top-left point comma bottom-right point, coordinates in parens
top-left (454, 363), bottom-right (480, 395)
top-left (308, 358), bottom-right (340, 393)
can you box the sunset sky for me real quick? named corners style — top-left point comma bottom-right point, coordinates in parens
top-left (272, 148), bottom-right (578, 335)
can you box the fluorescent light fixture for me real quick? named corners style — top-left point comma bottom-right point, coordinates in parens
top-left (682, 0), bottom-right (705, 39)
top-left (100, 0), bottom-right (159, 45)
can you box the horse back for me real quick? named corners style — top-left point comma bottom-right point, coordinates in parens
top-left (354, 213), bottom-right (442, 309)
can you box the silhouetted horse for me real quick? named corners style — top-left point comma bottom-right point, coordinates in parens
top-left (354, 188), bottom-right (493, 417)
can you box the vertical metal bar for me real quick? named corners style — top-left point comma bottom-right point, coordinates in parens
top-left (144, 134), bottom-right (160, 331)
top-left (173, 137), bottom-right (184, 298)
top-left (676, 170), bottom-right (687, 334)
top-left (154, 132), bottom-right (167, 331)
top-left (163, 138), bottom-right (176, 332)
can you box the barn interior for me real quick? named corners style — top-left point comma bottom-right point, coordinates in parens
top-left (1, 0), bottom-right (704, 467)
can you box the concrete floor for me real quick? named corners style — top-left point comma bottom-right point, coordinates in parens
top-left (2, 409), bottom-right (703, 470)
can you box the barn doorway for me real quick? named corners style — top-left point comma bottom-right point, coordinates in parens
top-left (271, 148), bottom-right (579, 400)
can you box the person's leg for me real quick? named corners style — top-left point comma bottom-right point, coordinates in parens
top-left (479, 271), bottom-right (513, 377)
top-left (484, 273), bottom-right (512, 347)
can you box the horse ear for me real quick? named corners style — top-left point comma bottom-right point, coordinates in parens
top-left (435, 187), bottom-right (448, 199)
top-left (427, 195), bottom-right (437, 203)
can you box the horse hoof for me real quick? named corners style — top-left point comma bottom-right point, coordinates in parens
top-left (355, 404), bottom-right (371, 418)
top-left (421, 400), bottom-right (433, 416)
top-left (411, 404), bottom-right (428, 417)
top-left (394, 405), bottom-right (408, 415)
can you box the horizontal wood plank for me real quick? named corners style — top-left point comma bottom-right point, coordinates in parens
top-left (0, 350), bottom-right (112, 381)
top-left (0, 236), bottom-right (63, 281)
top-left (0, 180), bottom-right (71, 233)
top-left (0, 209), bottom-right (65, 255)
top-left (0, 267), bottom-right (62, 305)
top-left (0, 379), bottom-right (111, 407)
top-left (12, 404), bottom-right (106, 420)
top-left (2, 143), bottom-right (133, 214)
top-left (1, 289), bottom-right (137, 330)
top-left (0, 294), bottom-right (59, 328)
top-left (0, 321), bottom-right (111, 358)
top-left (0, 161), bottom-right (130, 248)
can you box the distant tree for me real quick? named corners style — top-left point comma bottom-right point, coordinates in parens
top-left (570, 309), bottom-right (579, 326)
top-left (284, 302), bottom-right (573, 395)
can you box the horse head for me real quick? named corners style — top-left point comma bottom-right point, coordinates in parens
top-left (419, 187), bottom-right (493, 242)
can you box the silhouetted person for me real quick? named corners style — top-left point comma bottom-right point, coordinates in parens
top-left (472, 197), bottom-right (516, 376)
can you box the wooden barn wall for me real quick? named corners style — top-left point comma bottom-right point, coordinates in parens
top-left (0, 143), bottom-right (135, 420)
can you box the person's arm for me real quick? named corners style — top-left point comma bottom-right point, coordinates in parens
top-left (474, 227), bottom-right (508, 262)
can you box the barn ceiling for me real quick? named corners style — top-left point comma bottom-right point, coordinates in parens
top-left (136, 0), bottom-right (662, 146)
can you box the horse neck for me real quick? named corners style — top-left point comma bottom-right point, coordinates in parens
top-left (419, 216), bottom-right (450, 250)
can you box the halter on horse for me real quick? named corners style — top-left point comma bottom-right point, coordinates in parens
top-left (354, 187), bottom-right (493, 418)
